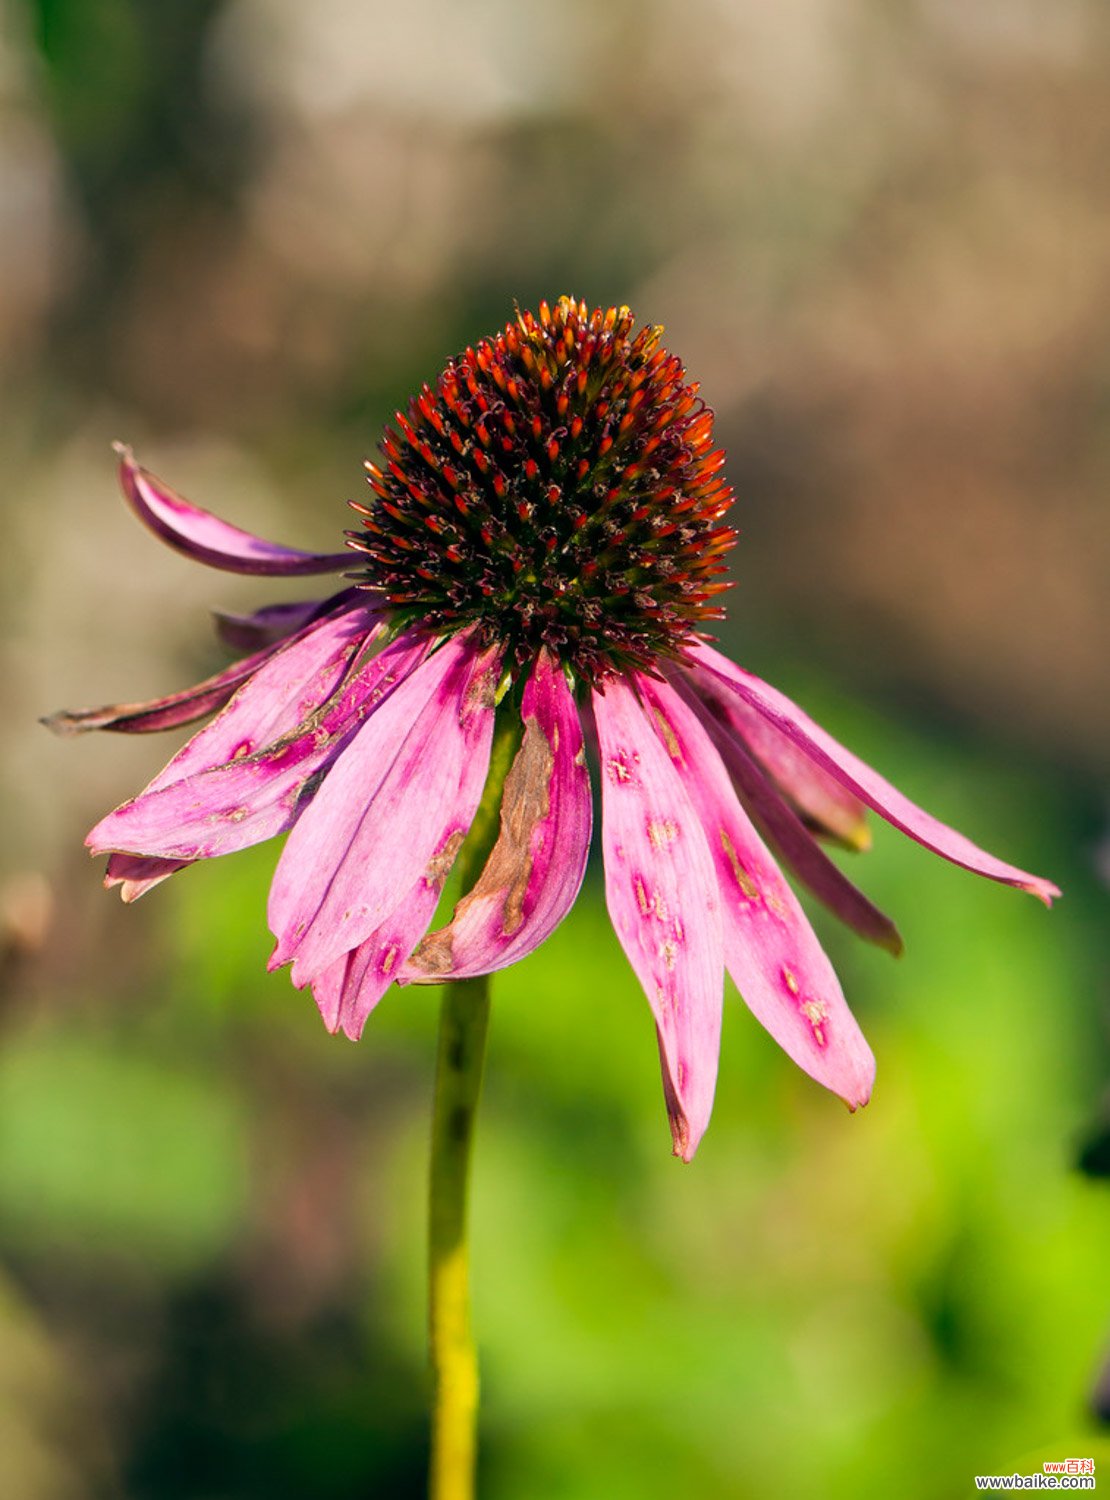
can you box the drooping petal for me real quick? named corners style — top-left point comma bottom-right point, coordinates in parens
top-left (116, 445), bottom-right (353, 575)
top-left (592, 675), bottom-right (724, 1162)
top-left (674, 677), bottom-right (902, 953)
top-left (106, 605), bottom-right (380, 803)
top-left (91, 608), bottom-right (392, 892)
top-left (268, 634), bottom-right (500, 987)
top-left (87, 629), bottom-right (429, 862)
top-left (104, 853), bottom-right (189, 901)
top-left (86, 607), bottom-right (385, 892)
top-left (687, 669), bottom-right (870, 849)
top-left (639, 676), bottom-right (876, 1109)
top-left (689, 642), bottom-right (1061, 905)
top-left (716, 731), bottom-right (901, 954)
top-left (42, 642), bottom-right (285, 736)
top-left (321, 813), bottom-right (477, 1039)
top-left (402, 650), bottom-right (592, 982)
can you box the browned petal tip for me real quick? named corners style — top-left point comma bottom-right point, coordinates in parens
top-left (40, 708), bottom-right (87, 738)
top-left (881, 924), bottom-right (906, 959)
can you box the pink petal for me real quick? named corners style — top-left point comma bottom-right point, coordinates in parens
top-left (676, 678), bottom-right (902, 953)
top-left (104, 853), bottom-right (189, 901)
top-left (402, 650), bottom-right (591, 982)
top-left (116, 445), bottom-right (352, 576)
top-left (321, 813), bottom-right (477, 1039)
top-left (310, 952), bottom-right (348, 1033)
top-left (109, 606), bottom-right (380, 804)
top-left (268, 634), bottom-right (500, 987)
top-left (87, 603), bottom-right (382, 894)
top-left (640, 676), bottom-right (876, 1109)
top-left (688, 670), bottom-right (870, 849)
top-left (592, 675), bottom-right (724, 1162)
top-left (87, 629), bottom-right (428, 861)
top-left (689, 643), bottom-right (1061, 905)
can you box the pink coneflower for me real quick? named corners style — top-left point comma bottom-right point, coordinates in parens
top-left (47, 297), bottom-right (1057, 1160)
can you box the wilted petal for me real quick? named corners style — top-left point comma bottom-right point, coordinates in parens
top-left (113, 605), bottom-right (380, 801)
top-left (687, 669), bottom-right (870, 849)
top-left (88, 629), bottom-right (428, 861)
top-left (689, 643), bottom-right (1061, 905)
top-left (212, 599), bottom-right (328, 651)
top-left (592, 675), bottom-right (724, 1161)
top-left (104, 853), bottom-right (189, 901)
top-left (269, 634), bottom-right (500, 986)
top-left (676, 678), bottom-right (902, 953)
top-left (87, 607), bottom-right (380, 868)
top-left (87, 606), bottom-right (382, 892)
top-left (42, 642), bottom-right (285, 736)
top-left (116, 445), bottom-right (352, 575)
top-left (327, 812), bottom-right (478, 1038)
top-left (403, 651), bottom-right (591, 982)
top-left (640, 677), bottom-right (875, 1109)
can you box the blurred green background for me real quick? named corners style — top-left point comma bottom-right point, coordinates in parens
top-left (1, 0), bottom-right (1107, 1496)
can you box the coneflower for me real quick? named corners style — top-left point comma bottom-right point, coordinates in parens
top-left (47, 297), bottom-right (1057, 1499)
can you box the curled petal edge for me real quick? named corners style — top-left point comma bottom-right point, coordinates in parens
top-left (116, 444), bottom-right (353, 576)
top-left (402, 651), bottom-right (592, 983)
top-left (675, 676), bottom-right (903, 955)
top-left (688, 643), bottom-right (1061, 907)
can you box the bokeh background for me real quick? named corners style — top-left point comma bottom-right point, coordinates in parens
top-left (1, 0), bottom-right (1108, 1495)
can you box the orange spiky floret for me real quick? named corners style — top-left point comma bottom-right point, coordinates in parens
top-left (348, 296), bottom-right (737, 681)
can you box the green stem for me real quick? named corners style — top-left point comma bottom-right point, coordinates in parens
top-left (427, 713), bottom-right (518, 1500)
top-left (428, 973), bottom-right (490, 1500)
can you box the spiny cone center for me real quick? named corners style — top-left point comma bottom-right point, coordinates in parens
top-left (350, 296), bottom-right (737, 680)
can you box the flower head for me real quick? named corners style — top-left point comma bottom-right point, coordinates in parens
top-left (351, 298), bottom-right (735, 680)
top-left (47, 296), bottom-right (1058, 1159)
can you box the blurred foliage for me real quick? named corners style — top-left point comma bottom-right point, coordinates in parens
top-left (1, 0), bottom-right (1107, 1495)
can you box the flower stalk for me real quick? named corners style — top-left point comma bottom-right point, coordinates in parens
top-left (428, 972), bottom-right (489, 1500)
top-left (426, 711), bottom-right (519, 1500)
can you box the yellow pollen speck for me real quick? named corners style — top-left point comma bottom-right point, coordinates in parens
top-left (720, 830), bottom-right (759, 901)
top-left (647, 818), bottom-right (679, 849)
top-left (799, 996), bottom-right (829, 1047)
top-left (381, 945), bottom-right (398, 976)
top-left (800, 997), bottom-right (828, 1047)
top-left (634, 877), bottom-right (651, 916)
top-left (782, 966), bottom-right (800, 996)
top-left (608, 756), bottom-right (632, 784)
top-left (655, 985), bottom-right (677, 1018)
top-left (659, 939), bottom-right (678, 971)
top-left (650, 705), bottom-right (682, 761)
